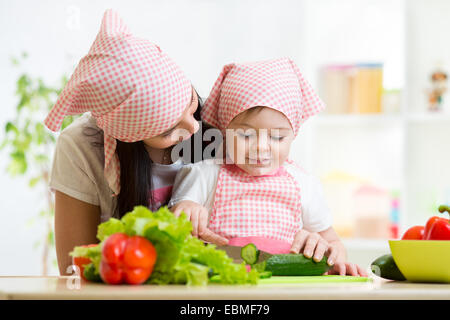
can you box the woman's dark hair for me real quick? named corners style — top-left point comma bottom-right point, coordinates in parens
top-left (115, 139), bottom-right (154, 217)
top-left (84, 91), bottom-right (214, 218)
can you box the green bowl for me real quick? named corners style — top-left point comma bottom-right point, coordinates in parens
top-left (389, 240), bottom-right (450, 283)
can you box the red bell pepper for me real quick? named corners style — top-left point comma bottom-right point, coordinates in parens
top-left (72, 244), bottom-right (99, 281)
top-left (423, 205), bottom-right (450, 240)
top-left (100, 233), bottom-right (157, 285)
top-left (401, 225), bottom-right (425, 240)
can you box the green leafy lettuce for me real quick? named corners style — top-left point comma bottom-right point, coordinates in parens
top-left (70, 206), bottom-right (259, 285)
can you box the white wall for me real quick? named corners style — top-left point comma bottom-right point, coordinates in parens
top-left (404, 0), bottom-right (450, 226)
top-left (302, 0), bottom-right (405, 90)
top-left (0, 0), bottom-right (308, 276)
top-left (1, 0), bottom-right (448, 275)
top-left (406, 0), bottom-right (450, 113)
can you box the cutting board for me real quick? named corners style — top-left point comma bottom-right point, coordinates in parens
top-left (209, 275), bottom-right (371, 284)
top-left (259, 275), bottom-right (370, 284)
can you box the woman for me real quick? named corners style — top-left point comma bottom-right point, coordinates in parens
top-left (46, 9), bottom-right (227, 275)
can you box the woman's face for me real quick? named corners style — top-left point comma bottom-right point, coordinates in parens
top-left (225, 107), bottom-right (295, 176)
top-left (143, 87), bottom-right (200, 149)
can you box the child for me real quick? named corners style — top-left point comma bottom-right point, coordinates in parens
top-left (169, 58), bottom-right (367, 276)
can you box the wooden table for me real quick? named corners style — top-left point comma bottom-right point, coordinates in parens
top-left (0, 276), bottom-right (449, 300)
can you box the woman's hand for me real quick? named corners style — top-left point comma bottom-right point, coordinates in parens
top-left (290, 229), bottom-right (330, 263)
top-left (170, 200), bottom-right (229, 246)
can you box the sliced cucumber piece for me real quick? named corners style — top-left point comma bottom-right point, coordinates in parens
top-left (240, 243), bottom-right (260, 265)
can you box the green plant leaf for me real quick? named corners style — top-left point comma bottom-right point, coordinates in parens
top-left (5, 122), bottom-right (19, 134)
top-left (29, 176), bottom-right (41, 188)
top-left (12, 135), bottom-right (31, 154)
top-left (34, 154), bottom-right (49, 164)
top-left (61, 115), bottom-right (76, 130)
top-left (47, 230), bottom-right (54, 246)
top-left (16, 75), bottom-right (31, 111)
top-left (7, 151), bottom-right (27, 175)
top-left (0, 138), bottom-right (9, 150)
top-left (11, 56), bottom-right (19, 66)
top-left (33, 123), bottom-right (45, 145)
top-left (25, 217), bottom-right (36, 228)
top-left (47, 134), bottom-right (56, 143)
top-left (1, 55), bottom-right (70, 268)
top-left (39, 209), bottom-right (54, 218)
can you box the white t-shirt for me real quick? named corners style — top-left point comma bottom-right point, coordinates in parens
top-left (49, 114), bottom-right (187, 222)
top-left (168, 159), bottom-right (333, 233)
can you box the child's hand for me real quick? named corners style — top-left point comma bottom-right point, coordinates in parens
top-left (170, 200), bottom-right (229, 246)
top-left (323, 241), bottom-right (367, 276)
top-left (289, 229), bottom-right (330, 262)
top-left (325, 262), bottom-right (368, 277)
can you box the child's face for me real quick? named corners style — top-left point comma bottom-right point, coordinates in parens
top-left (226, 106), bottom-right (295, 176)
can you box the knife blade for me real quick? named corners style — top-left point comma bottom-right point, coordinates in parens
top-left (215, 245), bottom-right (273, 264)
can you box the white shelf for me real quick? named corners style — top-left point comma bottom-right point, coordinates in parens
top-left (313, 113), bottom-right (403, 125)
top-left (312, 112), bottom-right (450, 126)
top-left (407, 112), bottom-right (450, 123)
top-left (342, 238), bottom-right (392, 268)
top-left (342, 238), bottom-right (391, 251)
top-left (299, 0), bottom-right (450, 239)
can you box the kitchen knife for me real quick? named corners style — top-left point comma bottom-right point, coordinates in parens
top-left (215, 244), bottom-right (273, 264)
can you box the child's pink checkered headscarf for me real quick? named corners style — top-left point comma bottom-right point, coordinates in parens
top-left (202, 58), bottom-right (325, 136)
top-left (44, 9), bottom-right (192, 195)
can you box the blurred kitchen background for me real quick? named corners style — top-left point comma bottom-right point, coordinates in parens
top-left (0, 0), bottom-right (449, 276)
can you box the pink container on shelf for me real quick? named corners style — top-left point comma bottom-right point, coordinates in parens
top-left (352, 184), bottom-right (391, 239)
top-left (319, 64), bottom-right (355, 114)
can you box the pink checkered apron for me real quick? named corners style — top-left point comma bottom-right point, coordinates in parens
top-left (209, 160), bottom-right (302, 244)
top-left (202, 58), bottom-right (326, 248)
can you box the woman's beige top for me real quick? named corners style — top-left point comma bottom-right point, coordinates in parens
top-left (49, 114), bottom-right (186, 221)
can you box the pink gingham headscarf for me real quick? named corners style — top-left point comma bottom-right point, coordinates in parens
top-left (44, 9), bottom-right (192, 195)
top-left (202, 58), bottom-right (325, 136)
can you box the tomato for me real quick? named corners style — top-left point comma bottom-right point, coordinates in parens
top-left (72, 244), bottom-right (99, 281)
top-left (401, 225), bottom-right (425, 240)
top-left (99, 233), bottom-right (157, 285)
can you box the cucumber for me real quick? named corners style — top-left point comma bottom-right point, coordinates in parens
top-left (239, 243), bottom-right (330, 277)
top-left (241, 243), bottom-right (260, 265)
top-left (265, 254), bottom-right (331, 276)
top-left (252, 261), bottom-right (267, 273)
top-left (259, 271), bottom-right (272, 279)
top-left (370, 254), bottom-right (406, 281)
